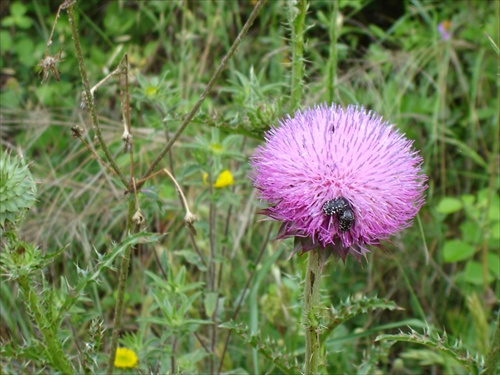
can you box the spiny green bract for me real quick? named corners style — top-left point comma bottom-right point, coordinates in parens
top-left (0, 152), bottom-right (37, 228)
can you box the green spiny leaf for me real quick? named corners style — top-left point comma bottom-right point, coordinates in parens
top-left (220, 321), bottom-right (301, 375)
top-left (321, 295), bottom-right (402, 342)
top-left (376, 328), bottom-right (483, 375)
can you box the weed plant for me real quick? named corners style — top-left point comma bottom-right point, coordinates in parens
top-left (0, 0), bottom-right (498, 374)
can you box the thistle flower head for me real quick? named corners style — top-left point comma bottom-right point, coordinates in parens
top-left (250, 104), bottom-right (427, 261)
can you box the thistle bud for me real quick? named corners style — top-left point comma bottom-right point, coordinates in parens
top-left (0, 152), bottom-right (37, 229)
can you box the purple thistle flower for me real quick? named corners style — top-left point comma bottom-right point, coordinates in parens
top-left (250, 104), bottom-right (427, 261)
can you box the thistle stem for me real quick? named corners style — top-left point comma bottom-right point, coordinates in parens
top-left (18, 276), bottom-right (74, 375)
top-left (303, 249), bottom-right (322, 374)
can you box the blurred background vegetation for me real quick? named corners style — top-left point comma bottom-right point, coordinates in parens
top-left (0, 0), bottom-right (498, 373)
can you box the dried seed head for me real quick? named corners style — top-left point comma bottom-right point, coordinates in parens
top-left (184, 211), bottom-right (198, 236)
top-left (71, 125), bottom-right (84, 138)
top-left (38, 52), bottom-right (63, 83)
top-left (80, 92), bottom-right (86, 110)
top-left (132, 210), bottom-right (145, 226)
top-left (122, 130), bottom-right (133, 153)
top-left (61, 0), bottom-right (76, 9)
top-left (80, 91), bottom-right (93, 110)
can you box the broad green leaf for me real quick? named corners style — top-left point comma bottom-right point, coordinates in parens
top-left (487, 253), bottom-right (500, 277)
top-left (477, 190), bottom-right (500, 221)
top-left (10, 2), bottom-right (27, 17)
top-left (464, 261), bottom-right (494, 285)
top-left (14, 38), bottom-right (36, 67)
top-left (461, 194), bottom-right (475, 206)
top-left (204, 292), bottom-right (218, 318)
top-left (436, 197), bottom-right (463, 214)
top-left (0, 31), bottom-right (12, 51)
top-left (488, 200), bottom-right (500, 221)
top-left (442, 240), bottom-right (475, 263)
top-left (491, 221), bottom-right (500, 239)
top-left (460, 221), bottom-right (481, 244)
top-left (15, 15), bottom-right (32, 29)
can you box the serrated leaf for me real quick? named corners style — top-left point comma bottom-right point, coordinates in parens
top-left (376, 329), bottom-right (482, 375)
top-left (321, 296), bottom-right (402, 342)
top-left (219, 321), bottom-right (301, 375)
top-left (0, 151), bottom-right (36, 228)
top-left (56, 232), bottom-right (163, 322)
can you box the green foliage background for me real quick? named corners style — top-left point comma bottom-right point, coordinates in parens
top-left (0, 0), bottom-right (498, 374)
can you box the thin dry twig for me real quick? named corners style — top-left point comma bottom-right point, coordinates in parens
top-left (136, 0), bottom-right (268, 190)
top-left (136, 168), bottom-right (201, 245)
top-left (71, 125), bottom-right (114, 175)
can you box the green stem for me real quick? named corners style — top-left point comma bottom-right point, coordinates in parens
top-left (289, 0), bottom-right (307, 111)
top-left (66, 3), bottom-right (129, 188)
top-left (106, 200), bottom-right (136, 375)
top-left (326, 0), bottom-right (338, 104)
top-left (483, 310), bottom-right (500, 375)
top-left (482, 0), bottom-right (500, 292)
top-left (303, 250), bottom-right (322, 374)
top-left (208, 197), bottom-right (217, 374)
top-left (18, 276), bottom-right (74, 374)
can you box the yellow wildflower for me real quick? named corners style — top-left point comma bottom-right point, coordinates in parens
top-left (114, 347), bottom-right (138, 369)
top-left (202, 170), bottom-right (234, 188)
top-left (214, 170), bottom-right (234, 188)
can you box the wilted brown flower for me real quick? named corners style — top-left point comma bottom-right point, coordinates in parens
top-left (38, 51), bottom-right (63, 83)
